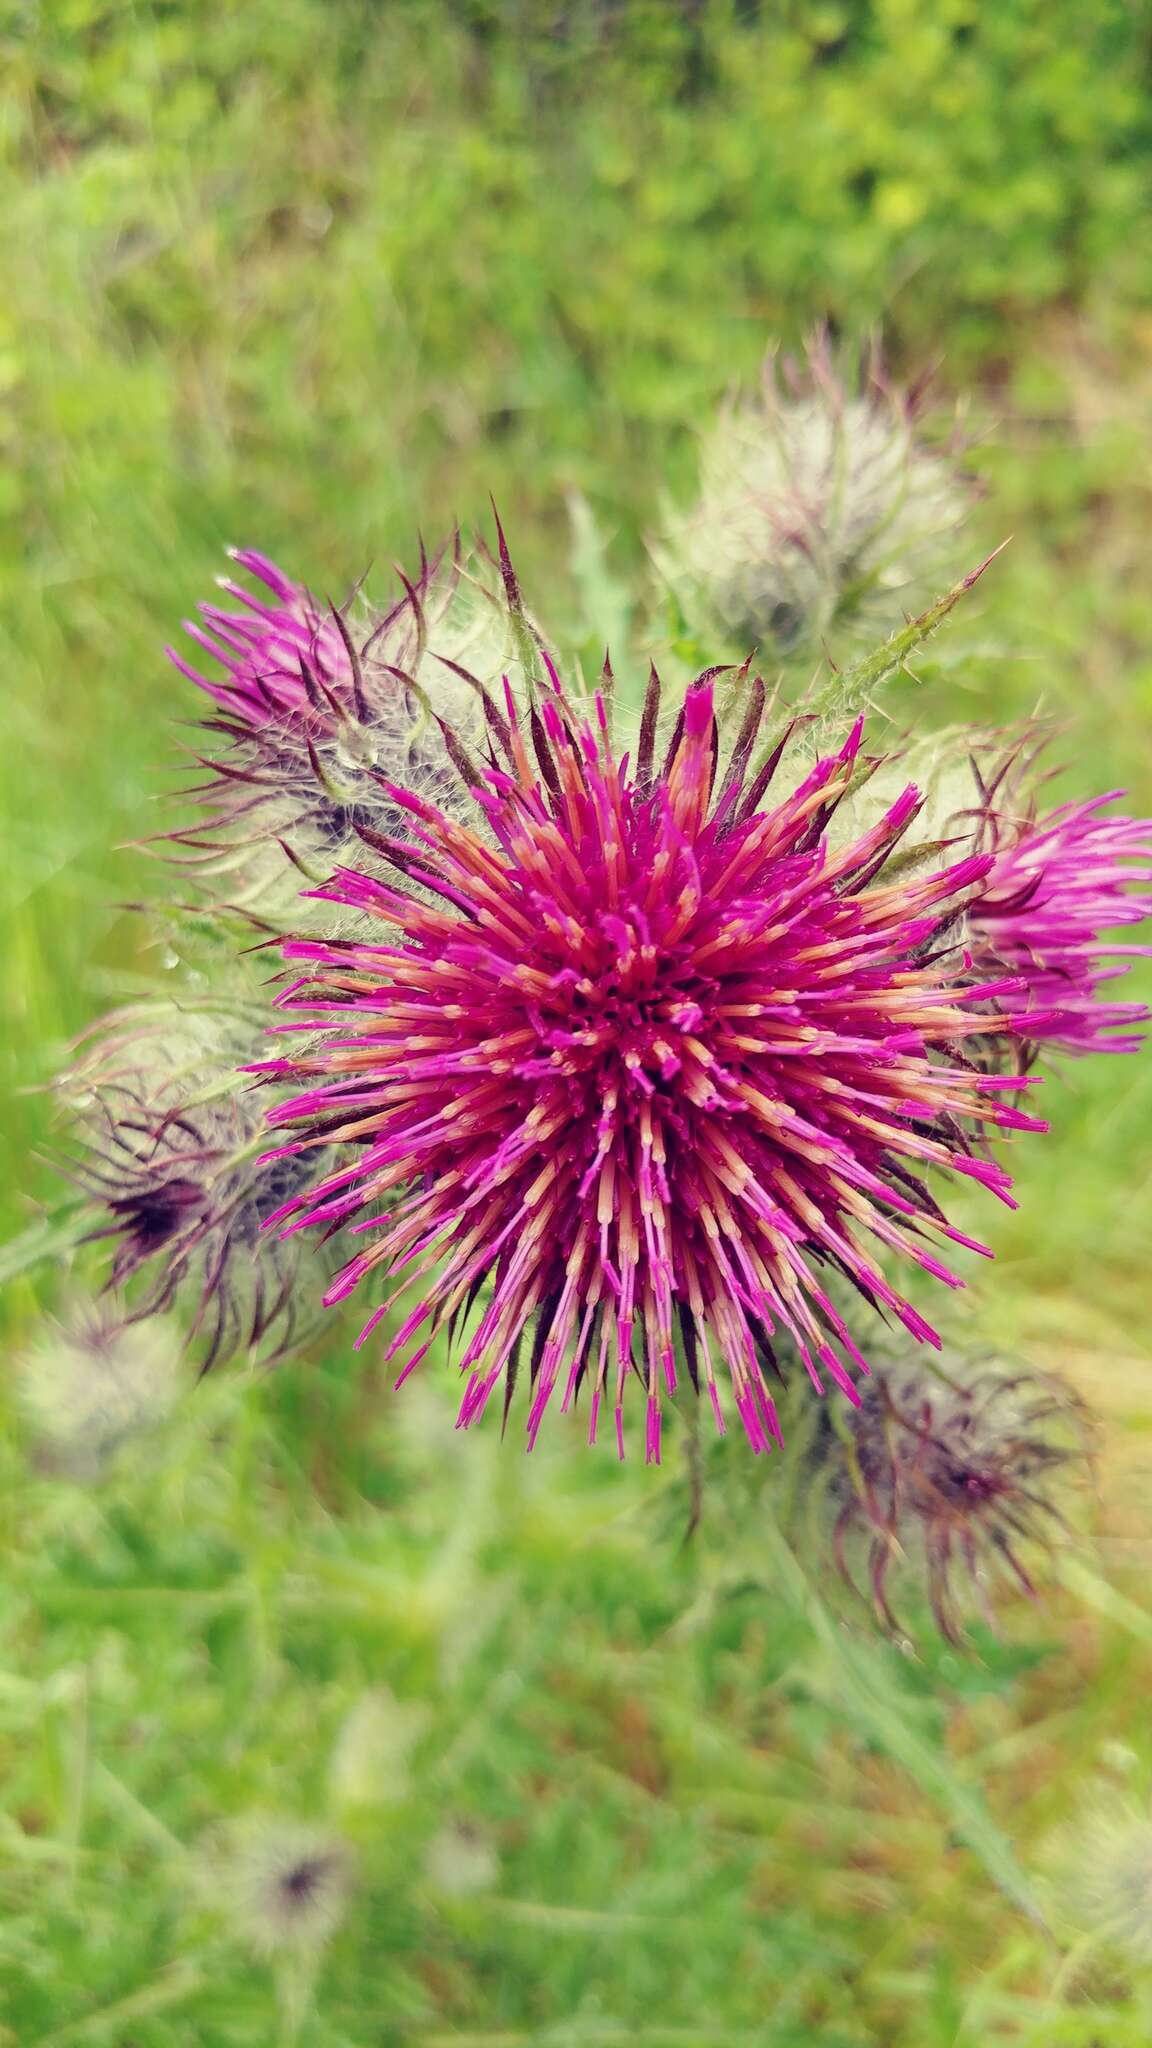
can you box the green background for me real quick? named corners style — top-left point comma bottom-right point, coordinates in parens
top-left (4, 4), bottom-right (1152, 2041)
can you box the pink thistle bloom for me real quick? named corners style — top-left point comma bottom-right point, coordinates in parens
top-left (162, 542), bottom-right (534, 927)
top-left (261, 668), bottom-right (1046, 1461)
top-left (970, 775), bottom-right (1152, 1058)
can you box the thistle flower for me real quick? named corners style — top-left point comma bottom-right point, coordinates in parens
top-left (165, 539), bottom-right (543, 928)
top-left (59, 1003), bottom-right (327, 1367)
top-left (262, 651), bottom-right (1046, 1460)
top-left (211, 1818), bottom-right (351, 1956)
top-left (830, 1355), bottom-right (1088, 1641)
top-left (17, 1297), bottom-right (183, 1475)
top-left (968, 751), bottom-right (1152, 1058)
top-left (655, 335), bottom-right (972, 663)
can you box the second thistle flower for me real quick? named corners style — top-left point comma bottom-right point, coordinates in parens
top-left (968, 747), bottom-right (1152, 1060)
top-left (166, 539), bottom-right (542, 930)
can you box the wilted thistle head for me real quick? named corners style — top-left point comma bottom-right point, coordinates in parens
top-left (165, 536), bottom-right (546, 928)
top-left (967, 745), bottom-right (1152, 1060)
top-left (829, 1354), bottom-right (1088, 1641)
top-left (59, 1002), bottom-right (326, 1367)
top-left (1046, 1786), bottom-right (1152, 1965)
top-left (17, 1297), bottom-right (183, 1475)
top-left (655, 334), bottom-right (973, 664)
top-left (260, 627), bottom-right (1047, 1461)
top-left (210, 1818), bottom-right (351, 1956)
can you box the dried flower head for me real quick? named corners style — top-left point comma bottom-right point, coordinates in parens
top-left (968, 748), bottom-right (1152, 1059)
top-left (262, 643), bottom-right (1046, 1460)
top-left (1046, 1786), bottom-right (1152, 1965)
top-left (424, 1822), bottom-right (499, 1898)
top-left (211, 1818), bottom-right (352, 1956)
top-left (59, 1003), bottom-right (326, 1367)
top-left (17, 1297), bottom-right (183, 1474)
top-left (830, 1355), bottom-right (1088, 1641)
top-left (655, 335), bottom-right (973, 664)
top-left (166, 538), bottom-right (545, 928)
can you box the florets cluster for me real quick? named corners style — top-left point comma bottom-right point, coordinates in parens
top-left (262, 665), bottom-right (1047, 1459)
top-left (26, 334), bottom-right (1152, 1610)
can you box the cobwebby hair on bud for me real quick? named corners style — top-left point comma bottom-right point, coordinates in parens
top-left (654, 332), bottom-right (975, 666)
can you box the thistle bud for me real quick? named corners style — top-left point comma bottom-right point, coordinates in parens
top-left (424, 1822), bottom-right (499, 1899)
top-left (166, 537), bottom-right (550, 930)
top-left (655, 335), bottom-right (973, 666)
top-left (826, 1354), bottom-right (1089, 1642)
top-left (57, 1001), bottom-right (329, 1368)
top-left (204, 1817), bottom-right (352, 1957)
top-left (17, 1297), bottom-right (183, 1475)
top-left (1045, 1785), bottom-right (1152, 1969)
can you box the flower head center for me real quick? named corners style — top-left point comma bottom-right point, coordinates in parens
top-left (528, 908), bottom-right (712, 1097)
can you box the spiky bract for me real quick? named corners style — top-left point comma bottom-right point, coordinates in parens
top-left (831, 1356), bottom-right (1087, 1640)
top-left (263, 656), bottom-right (1045, 1459)
top-left (655, 336), bottom-right (972, 663)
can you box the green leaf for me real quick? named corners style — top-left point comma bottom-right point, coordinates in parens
top-left (802, 543), bottom-right (1011, 736)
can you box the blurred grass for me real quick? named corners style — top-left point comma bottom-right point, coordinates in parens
top-left (5, 3), bottom-right (1152, 2042)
